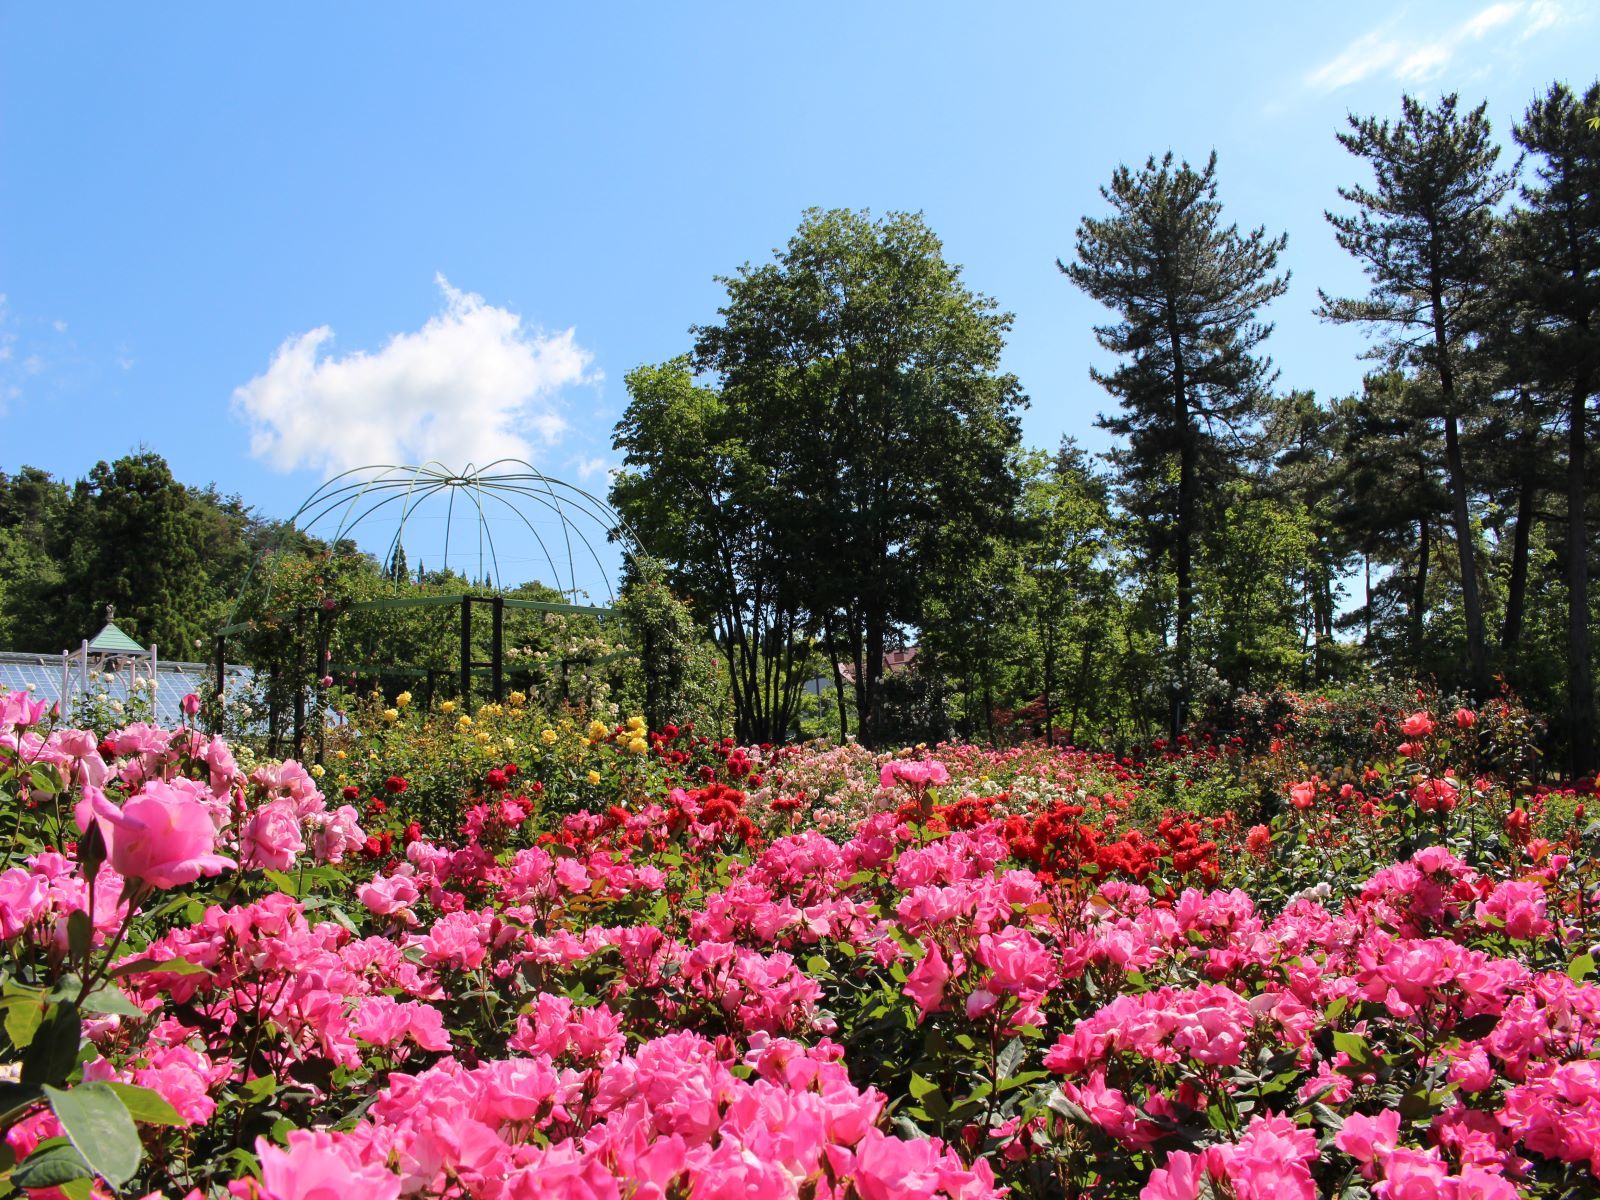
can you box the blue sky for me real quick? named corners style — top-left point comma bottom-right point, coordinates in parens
top-left (1, 2), bottom-right (1595, 591)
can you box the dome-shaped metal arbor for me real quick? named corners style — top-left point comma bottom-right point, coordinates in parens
top-left (284, 459), bottom-right (637, 602)
top-left (215, 460), bottom-right (644, 753)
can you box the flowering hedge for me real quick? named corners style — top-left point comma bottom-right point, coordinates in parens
top-left (0, 686), bottom-right (1595, 1199)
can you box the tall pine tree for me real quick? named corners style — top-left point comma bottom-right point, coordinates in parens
top-left (1063, 151), bottom-right (1288, 738)
top-left (1319, 94), bottom-right (1515, 696)
top-left (1507, 81), bottom-right (1600, 773)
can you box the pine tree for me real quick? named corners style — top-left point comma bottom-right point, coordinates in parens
top-left (1506, 81), bottom-right (1600, 773)
top-left (1063, 151), bottom-right (1288, 738)
top-left (1319, 94), bottom-right (1516, 696)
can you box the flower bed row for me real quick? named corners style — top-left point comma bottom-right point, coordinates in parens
top-left (0, 687), bottom-right (1595, 1198)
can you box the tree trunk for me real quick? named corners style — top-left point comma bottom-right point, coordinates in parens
top-left (1413, 517), bottom-right (1431, 655)
top-left (1501, 464), bottom-right (1537, 657)
top-left (823, 613), bottom-right (849, 743)
top-left (861, 615), bottom-right (885, 747)
top-left (1568, 382), bottom-right (1596, 775)
top-left (1168, 320), bottom-right (1194, 743)
top-left (1068, 635), bottom-right (1094, 745)
top-left (1442, 413), bottom-right (1488, 693)
top-left (1364, 554), bottom-right (1373, 649)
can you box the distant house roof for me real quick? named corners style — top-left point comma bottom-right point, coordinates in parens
top-left (87, 622), bottom-right (148, 655)
top-left (837, 646), bottom-right (918, 685)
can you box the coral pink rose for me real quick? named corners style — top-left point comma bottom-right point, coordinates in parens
top-left (1399, 711), bottom-right (1436, 738)
top-left (1410, 778), bottom-right (1459, 813)
top-left (879, 760), bottom-right (951, 790)
top-left (77, 780), bottom-right (236, 890)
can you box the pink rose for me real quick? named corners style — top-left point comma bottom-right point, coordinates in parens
top-left (1400, 711), bottom-right (1436, 738)
top-left (239, 800), bottom-right (306, 873)
top-left (231, 1131), bottom-right (400, 1200)
top-left (1454, 707), bottom-right (1476, 730)
top-left (879, 759), bottom-right (951, 790)
top-left (1336, 1109), bottom-right (1400, 1172)
top-left (903, 940), bottom-right (952, 1017)
top-left (77, 780), bottom-right (236, 890)
top-left (0, 691), bottom-right (50, 729)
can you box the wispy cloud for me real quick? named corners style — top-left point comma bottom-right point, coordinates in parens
top-left (0, 296), bottom-right (21, 412)
top-left (1307, 1), bottom-right (1563, 92)
top-left (576, 454), bottom-right (611, 483)
top-left (1306, 28), bottom-right (1406, 91)
top-left (233, 276), bottom-right (599, 477)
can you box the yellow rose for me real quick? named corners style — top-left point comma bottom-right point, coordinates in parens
top-left (509, 691), bottom-right (527, 707)
top-left (587, 770), bottom-right (601, 785)
top-left (335, 750), bottom-right (347, 760)
top-left (310, 764), bottom-right (325, 778)
top-left (395, 691), bottom-right (412, 708)
top-left (383, 708), bottom-right (399, 723)
top-left (439, 700), bottom-right (457, 714)
top-left (541, 728), bottom-right (558, 746)
top-left (626, 737), bottom-right (648, 755)
top-left (458, 715), bottom-right (473, 729)
top-left (475, 731), bottom-right (491, 744)
top-left (626, 715), bottom-right (646, 732)
top-left (588, 720), bottom-right (610, 742)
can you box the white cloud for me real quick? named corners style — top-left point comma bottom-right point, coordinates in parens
top-left (234, 276), bottom-right (598, 477)
top-left (1521, 0), bottom-right (1561, 37)
top-left (51, 319), bottom-right (67, 334)
top-left (0, 297), bottom-right (16, 414)
top-left (1395, 42), bottom-right (1455, 83)
top-left (1306, 29), bottom-right (1403, 91)
top-left (1461, 1), bottom-right (1522, 37)
top-left (576, 454), bottom-right (611, 483)
top-left (1307, 2), bottom-right (1563, 91)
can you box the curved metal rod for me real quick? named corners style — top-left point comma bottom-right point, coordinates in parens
top-left (476, 487), bottom-right (563, 596)
top-left (384, 467), bottom-right (434, 584)
top-left (460, 471), bottom-right (505, 591)
top-left (471, 480), bottom-right (616, 602)
top-left (222, 460), bottom-right (648, 630)
top-left (329, 479), bottom-right (455, 562)
top-left (442, 483), bottom-right (457, 580)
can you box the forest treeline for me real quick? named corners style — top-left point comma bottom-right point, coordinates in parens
top-left (2, 84), bottom-right (1597, 771)
top-left (609, 84), bottom-right (1600, 772)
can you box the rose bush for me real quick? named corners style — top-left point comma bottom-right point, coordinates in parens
top-left (0, 685), bottom-right (1595, 1198)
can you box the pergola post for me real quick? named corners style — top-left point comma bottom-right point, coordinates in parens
top-left (491, 596), bottom-right (504, 702)
top-left (292, 609), bottom-right (307, 760)
top-left (459, 595), bottom-right (473, 706)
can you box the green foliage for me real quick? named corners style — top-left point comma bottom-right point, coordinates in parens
top-left (0, 455), bottom-right (264, 657)
top-left (615, 208), bottom-right (1025, 746)
top-left (1063, 151), bottom-right (1290, 737)
top-left (615, 558), bottom-right (728, 735)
